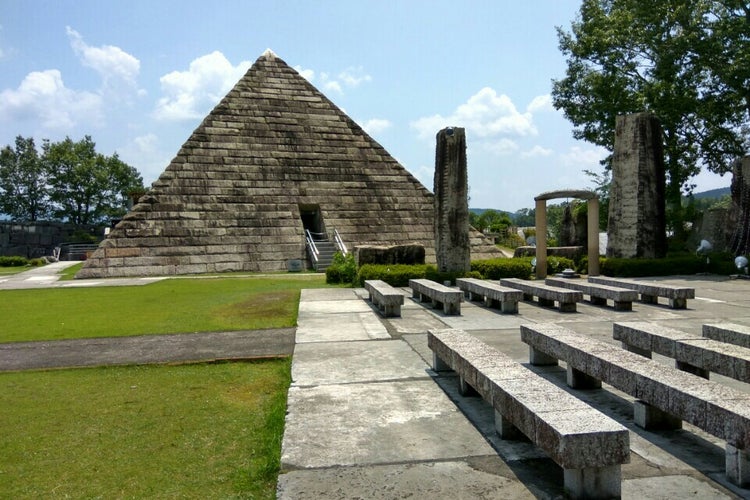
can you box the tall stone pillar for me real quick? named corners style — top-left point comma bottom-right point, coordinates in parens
top-left (434, 127), bottom-right (470, 273)
top-left (607, 112), bottom-right (666, 258)
top-left (730, 156), bottom-right (750, 256)
top-left (535, 199), bottom-right (547, 279)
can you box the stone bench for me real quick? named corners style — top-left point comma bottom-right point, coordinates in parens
top-left (613, 321), bottom-right (750, 382)
top-left (545, 277), bottom-right (638, 311)
top-left (455, 277), bottom-right (524, 314)
top-left (703, 323), bottom-right (750, 349)
top-left (408, 279), bottom-right (462, 315)
top-left (364, 279), bottom-right (405, 317)
top-left (588, 276), bottom-right (695, 309)
top-left (499, 278), bottom-right (583, 313)
top-left (521, 322), bottom-right (750, 487)
top-left (428, 328), bottom-right (629, 499)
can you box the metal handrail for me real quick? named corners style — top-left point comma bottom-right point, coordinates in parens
top-left (333, 229), bottom-right (348, 255)
top-left (305, 229), bottom-right (319, 264)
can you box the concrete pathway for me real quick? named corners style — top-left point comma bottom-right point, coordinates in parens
top-left (0, 260), bottom-right (164, 289)
top-left (278, 277), bottom-right (750, 499)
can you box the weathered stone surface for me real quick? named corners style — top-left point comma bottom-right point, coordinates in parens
top-left (355, 244), bottom-right (425, 266)
top-left (607, 112), bottom-right (666, 259)
top-left (434, 127), bottom-right (470, 273)
top-left (703, 322), bottom-right (750, 348)
top-left (77, 52), bottom-right (500, 278)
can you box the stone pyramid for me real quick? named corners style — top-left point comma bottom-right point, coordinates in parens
top-left (77, 50), bottom-right (500, 278)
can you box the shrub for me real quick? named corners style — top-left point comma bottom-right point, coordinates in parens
top-left (471, 258), bottom-right (532, 280)
top-left (0, 256), bottom-right (29, 267)
top-left (325, 252), bottom-right (357, 284)
top-left (546, 256), bottom-right (576, 275)
top-left (600, 253), bottom-right (737, 277)
top-left (356, 264), bottom-right (431, 287)
top-left (425, 268), bottom-right (482, 286)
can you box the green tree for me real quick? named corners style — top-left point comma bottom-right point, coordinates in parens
top-left (552, 0), bottom-right (749, 237)
top-left (0, 136), bottom-right (51, 221)
top-left (43, 136), bottom-right (144, 225)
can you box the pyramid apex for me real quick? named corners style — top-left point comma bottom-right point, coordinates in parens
top-left (260, 48), bottom-right (278, 60)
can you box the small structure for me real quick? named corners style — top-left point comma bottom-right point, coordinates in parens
top-left (534, 189), bottom-right (600, 278)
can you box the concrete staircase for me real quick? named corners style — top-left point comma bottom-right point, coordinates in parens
top-left (313, 240), bottom-right (337, 272)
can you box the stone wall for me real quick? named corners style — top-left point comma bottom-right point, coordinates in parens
top-left (0, 222), bottom-right (102, 258)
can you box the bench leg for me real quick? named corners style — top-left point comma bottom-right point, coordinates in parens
top-left (726, 443), bottom-right (750, 487)
top-left (383, 304), bottom-right (401, 318)
top-left (621, 342), bottom-right (652, 359)
top-left (564, 465), bottom-right (621, 499)
top-left (539, 297), bottom-right (555, 308)
top-left (558, 302), bottom-right (577, 313)
top-left (501, 300), bottom-right (518, 314)
top-left (590, 296), bottom-right (607, 306)
top-left (567, 366), bottom-right (602, 389)
top-left (443, 301), bottom-right (460, 315)
top-left (675, 361), bottom-right (709, 379)
top-left (669, 297), bottom-right (687, 309)
top-left (432, 352), bottom-right (451, 372)
top-left (613, 300), bottom-right (632, 311)
top-left (458, 376), bottom-right (478, 397)
top-left (640, 294), bottom-right (658, 304)
top-left (493, 409), bottom-right (524, 440)
top-left (529, 346), bottom-right (558, 366)
top-left (633, 400), bottom-right (682, 430)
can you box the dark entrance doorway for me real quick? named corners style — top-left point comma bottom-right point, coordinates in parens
top-left (299, 204), bottom-right (325, 239)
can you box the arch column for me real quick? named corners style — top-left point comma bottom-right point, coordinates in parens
top-left (587, 198), bottom-right (600, 276)
top-left (535, 198), bottom-right (547, 279)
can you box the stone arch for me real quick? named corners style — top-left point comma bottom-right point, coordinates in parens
top-left (534, 189), bottom-right (600, 278)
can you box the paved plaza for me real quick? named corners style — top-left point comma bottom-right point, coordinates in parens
top-left (278, 276), bottom-right (750, 499)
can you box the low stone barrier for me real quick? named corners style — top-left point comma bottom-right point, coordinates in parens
top-left (545, 277), bottom-right (638, 311)
top-left (364, 279), bottom-right (404, 318)
top-left (408, 279), bottom-right (462, 315)
top-left (703, 323), bottom-right (750, 349)
top-left (428, 328), bottom-right (629, 499)
top-left (521, 322), bottom-right (750, 487)
top-left (614, 321), bottom-right (750, 382)
top-left (588, 276), bottom-right (695, 309)
top-left (500, 278), bottom-right (582, 313)
top-left (455, 278), bottom-right (523, 314)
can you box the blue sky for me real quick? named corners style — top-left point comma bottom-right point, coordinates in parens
top-left (0, 1), bottom-right (731, 211)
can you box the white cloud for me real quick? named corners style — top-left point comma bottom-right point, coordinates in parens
top-left (293, 65), bottom-right (315, 81)
top-left (153, 51), bottom-right (251, 121)
top-left (0, 69), bottom-right (103, 129)
top-left (560, 145), bottom-right (608, 170)
top-left (66, 26), bottom-right (141, 94)
top-left (361, 118), bottom-right (392, 135)
top-left (297, 66), bottom-right (372, 95)
top-left (521, 145), bottom-right (553, 158)
top-left (526, 94), bottom-right (554, 113)
top-left (118, 133), bottom-right (171, 184)
top-left (411, 87), bottom-right (537, 141)
top-left (337, 66), bottom-right (371, 87)
top-left (483, 138), bottom-right (519, 156)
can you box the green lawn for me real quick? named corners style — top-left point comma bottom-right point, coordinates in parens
top-left (0, 359), bottom-right (290, 498)
top-left (0, 273), bottom-right (339, 498)
top-left (0, 274), bottom-right (330, 343)
top-left (0, 266), bottom-right (32, 276)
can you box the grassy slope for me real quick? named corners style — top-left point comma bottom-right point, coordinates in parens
top-left (0, 275), bottom-right (329, 342)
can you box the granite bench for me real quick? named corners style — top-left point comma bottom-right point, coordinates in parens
top-left (364, 279), bottom-right (405, 317)
top-left (703, 323), bottom-right (750, 349)
top-left (428, 328), bottom-right (629, 499)
top-left (588, 276), bottom-right (695, 309)
top-left (500, 278), bottom-right (583, 313)
top-left (613, 321), bottom-right (750, 382)
top-left (455, 277), bottom-right (524, 314)
top-left (521, 322), bottom-right (750, 487)
top-left (408, 279), bottom-right (462, 315)
top-left (545, 277), bottom-right (638, 311)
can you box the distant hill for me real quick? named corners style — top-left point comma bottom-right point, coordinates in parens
top-left (691, 187), bottom-right (730, 200)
